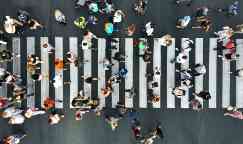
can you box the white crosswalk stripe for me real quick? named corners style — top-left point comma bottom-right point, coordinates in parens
top-left (26, 37), bottom-right (35, 108)
top-left (40, 37), bottom-right (49, 108)
top-left (111, 38), bottom-right (120, 108)
top-left (54, 37), bottom-right (64, 108)
top-left (98, 38), bottom-right (106, 108)
top-left (180, 38), bottom-right (190, 108)
top-left (208, 38), bottom-right (217, 108)
top-left (125, 38), bottom-right (133, 108)
top-left (139, 38), bottom-right (147, 108)
top-left (152, 39), bottom-right (161, 108)
top-left (195, 38), bottom-right (204, 107)
top-left (83, 41), bottom-right (92, 99)
top-left (5, 37), bottom-right (243, 109)
top-left (222, 53), bottom-right (231, 108)
top-left (0, 41), bottom-right (7, 98)
top-left (166, 38), bottom-right (176, 108)
top-left (69, 37), bottom-right (78, 108)
top-left (236, 39), bottom-right (243, 108)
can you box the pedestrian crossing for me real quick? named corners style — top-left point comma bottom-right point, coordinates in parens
top-left (2, 37), bottom-right (243, 109)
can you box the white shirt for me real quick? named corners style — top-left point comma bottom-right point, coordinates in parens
top-left (113, 10), bottom-right (123, 23)
top-left (4, 17), bottom-right (16, 34)
top-left (0, 68), bottom-right (6, 76)
top-left (176, 53), bottom-right (188, 64)
top-left (9, 114), bottom-right (25, 124)
top-left (53, 74), bottom-right (62, 88)
top-left (49, 114), bottom-right (61, 125)
top-left (3, 107), bottom-right (23, 118)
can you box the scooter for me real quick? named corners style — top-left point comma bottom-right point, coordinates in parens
top-left (54, 9), bottom-right (67, 25)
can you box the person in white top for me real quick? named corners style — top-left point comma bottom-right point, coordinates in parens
top-left (214, 26), bottom-right (234, 42)
top-left (8, 114), bottom-right (25, 125)
top-left (145, 22), bottom-right (154, 36)
top-left (48, 113), bottom-right (64, 125)
top-left (24, 108), bottom-right (46, 118)
top-left (158, 34), bottom-right (173, 47)
top-left (113, 10), bottom-right (125, 23)
top-left (176, 52), bottom-right (188, 64)
top-left (3, 16), bottom-right (23, 34)
top-left (53, 74), bottom-right (63, 88)
top-left (65, 51), bottom-right (77, 65)
top-left (1, 106), bottom-right (23, 118)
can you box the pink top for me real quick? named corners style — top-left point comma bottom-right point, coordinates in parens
top-left (225, 111), bottom-right (243, 119)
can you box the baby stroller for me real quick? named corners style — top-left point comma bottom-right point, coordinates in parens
top-left (54, 9), bottom-right (67, 25)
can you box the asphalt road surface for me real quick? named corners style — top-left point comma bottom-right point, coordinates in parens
top-left (1, 0), bottom-right (243, 144)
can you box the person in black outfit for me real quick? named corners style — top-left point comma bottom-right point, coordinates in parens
top-left (194, 90), bottom-right (211, 100)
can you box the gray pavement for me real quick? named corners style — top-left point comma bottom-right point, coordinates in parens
top-left (1, 0), bottom-right (243, 144)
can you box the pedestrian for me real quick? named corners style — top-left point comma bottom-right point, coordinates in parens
top-left (176, 16), bottom-right (191, 29)
top-left (149, 95), bottom-right (160, 105)
top-left (3, 134), bottom-right (26, 144)
top-left (131, 118), bottom-right (142, 140)
top-left (189, 98), bottom-right (202, 111)
top-left (126, 24), bottom-right (136, 36)
top-left (113, 10), bottom-right (125, 23)
top-left (193, 90), bottom-right (211, 100)
top-left (218, 1), bottom-right (240, 16)
top-left (105, 116), bottom-right (120, 131)
top-left (75, 109), bottom-right (89, 120)
top-left (0, 96), bottom-right (12, 109)
top-left (231, 68), bottom-right (243, 77)
top-left (138, 48), bottom-right (152, 63)
top-left (88, 2), bottom-right (99, 13)
top-left (71, 94), bottom-right (90, 108)
top-left (3, 16), bottom-right (23, 34)
top-left (65, 51), bottom-right (77, 65)
top-left (133, 0), bottom-right (148, 15)
top-left (158, 34), bottom-right (173, 47)
top-left (195, 7), bottom-right (209, 20)
top-left (101, 1), bottom-right (115, 14)
top-left (224, 109), bottom-right (243, 120)
top-left (214, 26), bottom-right (234, 42)
top-left (102, 58), bottom-right (113, 71)
top-left (125, 87), bottom-right (136, 98)
top-left (54, 58), bottom-right (64, 71)
top-left (81, 75), bottom-right (98, 84)
top-left (24, 108), bottom-right (46, 118)
top-left (181, 39), bottom-right (193, 52)
top-left (48, 112), bottom-right (64, 125)
top-left (0, 106), bottom-right (23, 118)
top-left (8, 114), bottom-right (25, 125)
top-left (172, 86), bottom-right (186, 98)
top-left (172, 52), bottom-right (188, 64)
top-left (27, 19), bottom-right (43, 30)
top-left (52, 74), bottom-right (63, 88)
top-left (193, 63), bottom-right (206, 76)
top-left (112, 52), bottom-right (126, 62)
top-left (144, 21), bottom-right (154, 36)
top-left (87, 15), bottom-right (98, 25)
top-left (192, 17), bottom-right (211, 32)
top-left (100, 87), bottom-right (112, 98)
top-left (0, 30), bottom-right (8, 45)
top-left (31, 72), bottom-right (44, 81)
top-left (43, 97), bottom-right (55, 111)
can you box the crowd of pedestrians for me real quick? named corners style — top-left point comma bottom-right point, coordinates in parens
top-left (0, 0), bottom-right (243, 143)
